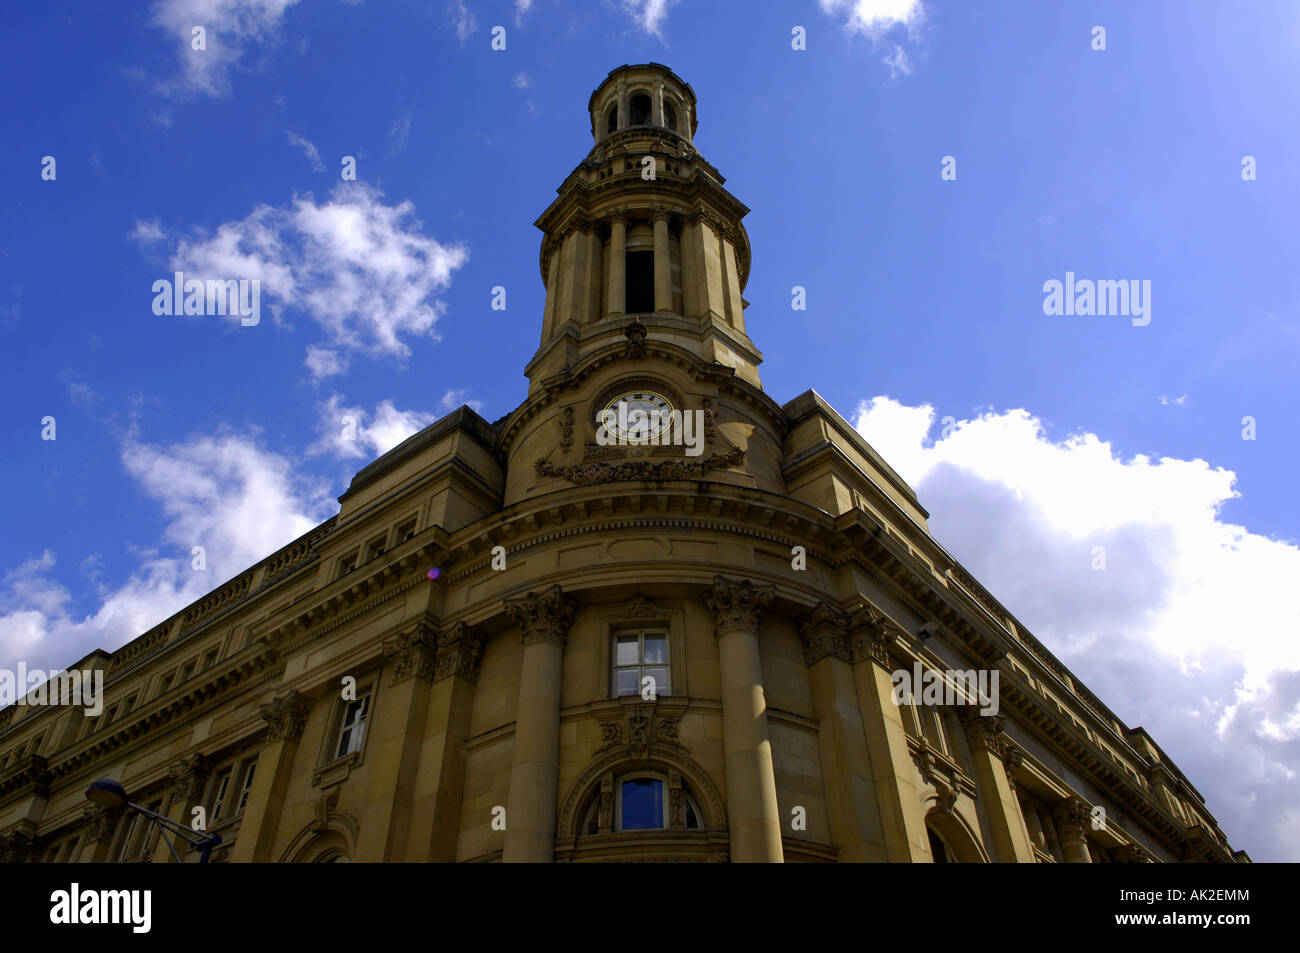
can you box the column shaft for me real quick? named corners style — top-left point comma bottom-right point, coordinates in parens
top-left (608, 217), bottom-right (627, 316)
top-left (653, 213), bottom-right (672, 312)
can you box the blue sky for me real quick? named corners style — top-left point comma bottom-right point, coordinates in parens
top-left (2, 0), bottom-right (1298, 859)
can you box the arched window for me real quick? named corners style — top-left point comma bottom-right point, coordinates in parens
top-left (580, 770), bottom-right (704, 834)
top-left (663, 101), bottom-right (677, 132)
top-left (630, 93), bottom-right (652, 126)
top-left (606, 104), bottom-right (618, 135)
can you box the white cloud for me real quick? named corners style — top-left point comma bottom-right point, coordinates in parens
top-left (389, 111), bottom-right (412, 151)
top-left (882, 43), bottom-right (911, 78)
top-left (313, 394), bottom-right (438, 460)
top-left (129, 219), bottom-right (165, 244)
top-left (439, 388), bottom-right (483, 413)
top-left (1159, 393), bottom-right (1189, 406)
top-left (0, 430), bottom-right (334, 677)
top-left (819, 0), bottom-right (924, 33)
top-left (621, 0), bottom-right (678, 38)
top-left (160, 183), bottom-right (468, 377)
top-left (853, 396), bottom-right (1300, 860)
top-left (820, 0), bottom-right (925, 76)
top-left (286, 130), bottom-right (325, 172)
top-left (150, 0), bottom-right (302, 98)
top-left (514, 0), bottom-right (533, 25)
top-left (450, 0), bottom-right (477, 45)
top-left (513, 72), bottom-right (531, 90)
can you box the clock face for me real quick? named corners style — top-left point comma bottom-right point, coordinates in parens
top-left (598, 389), bottom-right (675, 441)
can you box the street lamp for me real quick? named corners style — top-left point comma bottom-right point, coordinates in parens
top-left (85, 778), bottom-right (223, 864)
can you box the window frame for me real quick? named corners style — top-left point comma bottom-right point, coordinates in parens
top-left (611, 628), bottom-right (671, 699)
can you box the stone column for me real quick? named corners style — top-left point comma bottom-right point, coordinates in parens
top-left (409, 621), bottom-right (484, 862)
top-left (150, 753), bottom-right (210, 863)
top-left (230, 690), bottom-right (311, 862)
top-left (685, 211), bottom-right (725, 324)
top-left (1053, 796), bottom-right (1094, 863)
top-left (354, 624), bottom-right (441, 860)
top-left (652, 208), bottom-right (672, 313)
top-left (502, 585), bottom-right (574, 863)
top-left (961, 714), bottom-right (1035, 862)
top-left (607, 212), bottom-right (627, 316)
top-left (706, 575), bottom-right (783, 862)
top-left (847, 603), bottom-right (932, 861)
top-left (653, 80), bottom-right (665, 127)
top-left (797, 603), bottom-right (888, 861)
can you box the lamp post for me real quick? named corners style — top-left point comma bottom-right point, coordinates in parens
top-left (85, 778), bottom-right (223, 864)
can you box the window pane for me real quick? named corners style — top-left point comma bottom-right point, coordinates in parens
top-left (614, 669), bottom-right (639, 697)
top-left (615, 635), bottom-right (640, 666)
top-left (643, 635), bottom-right (667, 664)
top-left (621, 779), bottom-right (663, 830)
top-left (644, 667), bottom-right (668, 696)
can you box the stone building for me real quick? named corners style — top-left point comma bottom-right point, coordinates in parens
top-left (0, 64), bottom-right (1244, 864)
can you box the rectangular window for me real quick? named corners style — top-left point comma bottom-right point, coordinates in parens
top-left (338, 550), bottom-right (359, 578)
top-left (114, 814), bottom-right (139, 862)
top-left (235, 759), bottom-right (258, 814)
top-left (364, 534), bottom-right (387, 562)
top-left (210, 768), bottom-right (233, 822)
top-left (626, 250), bottom-right (655, 313)
top-left (179, 660), bottom-right (196, 682)
top-left (395, 519), bottom-right (417, 544)
top-left (156, 671), bottom-right (174, 696)
top-left (335, 693), bottom-right (371, 759)
top-left (202, 648), bottom-right (219, 671)
top-left (612, 630), bottom-right (670, 697)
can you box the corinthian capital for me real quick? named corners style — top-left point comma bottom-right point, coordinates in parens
top-left (383, 622), bottom-right (438, 684)
top-left (1052, 796), bottom-right (1092, 843)
top-left (796, 601), bottom-right (851, 665)
top-left (961, 713), bottom-right (1008, 759)
top-left (506, 585), bottom-right (575, 647)
top-left (259, 689), bottom-right (313, 743)
top-left (165, 752), bottom-right (211, 802)
top-left (435, 621), bottom-right (485, 683)
top-left (706, 576), bottom-right (774, 635)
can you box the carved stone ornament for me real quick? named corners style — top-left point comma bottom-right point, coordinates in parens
top-left (706, 575), bottom-right (774, 635)
top-left (166, 752), bottom-right (212, 802)
top-left (930, 776), bottom-right (959, 816)
top-left (797, 601), bottom-right (852, 665)
top-left (625, 320), bottom-right (648, 358)
top-left (434, 621), bottom-right (485, 683)
top-left (83, 804), bottom-right (122, 845)
top-left (560, 406), bottom-right (575, 454)
top-left (259, 689), bottom-right (313, 743)
top-left (0, 830), bottom-right (35, 864)
top-left (1001, 746), bottom-right (1024, 793)
top-left (847, 602), bottom-right (897, 668)
top-left (505, 585), bottom-right (575, 647)
top-left (623, 594), bottom-right (660, 618)
top-left (961, 713), bottom-right (1008, 760)
top-left (1052, 797), bottom-right (1092, 843)
top-left (535, 447), bottom-right (744, 486)
top-left (383, 623), bottom-right (438, 684)
top-left (1109, 842), bottom-right (1151, 863)
top-left (310, 787), bottom-right (340, 834)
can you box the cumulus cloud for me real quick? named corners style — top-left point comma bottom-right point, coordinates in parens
top-left (129, 219), bottom-right (165, 245)
top-left (439, 388), bottom-right (483, 413)
top-left (621, 0), bottom-right (678, 38)
top-left (514, 0), bottom-right (533, 25)
top-left (312, 394), bottom-right (438, 460)
top-left (150, 0), bottom-right (302, 98)
top-left (854, 396), bottom-right (1300, 860)
top-left (158, 183), bottom-right (468, 376)
top-left (0, 430), bottom-right (334, 677)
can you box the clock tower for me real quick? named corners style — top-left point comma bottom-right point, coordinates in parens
top-left (503, 63), bottom-right (780, 507)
